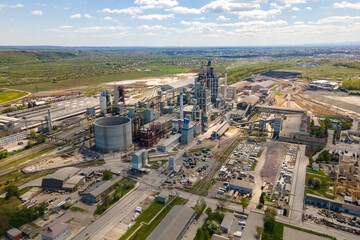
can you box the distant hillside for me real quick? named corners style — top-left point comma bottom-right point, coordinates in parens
top-left (0, 50), bottom-right (78, 64)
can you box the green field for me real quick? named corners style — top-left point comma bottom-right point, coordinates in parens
top-left (262, 221), bottom-right (336, 240)
top-left (306, 168), bottom-right (335, 199)
top-left (0, 89), bottom-right (27, 103)
top-left (119, 196), bottom-right (186, 240)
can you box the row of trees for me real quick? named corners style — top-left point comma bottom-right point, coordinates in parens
top-left (194, 206), bottom-right (225, 240)
top-left (226, 63), bottom-right (287, 85)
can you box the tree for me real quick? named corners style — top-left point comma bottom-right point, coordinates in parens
top-left (205, 220), bottom-right (219, 235)
top-left (259, 192), bottom-right (265, 205)
top-left (310, 120), bottom-right (315, 128)
top-left (103, 169), bottom-right (113, 180)
top-left (309, 155), bottom-right (314, 167)
top-left (264, 207), bottom-right (277, 233)
top-left (308, 177), bottom-right (313, 187)
top-left (194, 197), bottom-right (207, 217)
top-left (324, 118), bottom-right (333, 129)
top-left (313, 178), bottom-right (321, 189)
top-left (205, 207), bottom-right (212, 216)
top-left (240, 197), bottom-right (250, 213)
top-left (256, 226), bottom-right (264, 239)
top-left (5, 185), bottom-right (20, 200)
top-left (217, 198), bottom-right (226, 211)
top-left (194, 228), bottom-right (205, 240)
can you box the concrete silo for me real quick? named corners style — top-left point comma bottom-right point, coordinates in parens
top-left (94, 117), bottom-right (133, 152)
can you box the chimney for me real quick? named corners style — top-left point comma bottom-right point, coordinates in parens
top-left (179, 92), bottom-right (184, 119)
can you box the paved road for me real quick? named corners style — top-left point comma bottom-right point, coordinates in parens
top-left (72, 183), bottom-right (150, 240)
top-left (289, 145), bottom-right (307, 224)
top-left (248, 142), bottom-right (267, 209)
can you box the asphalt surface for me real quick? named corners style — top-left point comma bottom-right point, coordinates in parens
top-left (289, 145), bottom-right (307, 224)
top-left (73, 183), bottom-right (149, 240)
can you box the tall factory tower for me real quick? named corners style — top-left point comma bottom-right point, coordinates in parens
top-left (194, 60), bottom-right (220, 114)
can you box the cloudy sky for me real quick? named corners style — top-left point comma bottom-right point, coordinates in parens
top-left (0, 0), bottom-right (360, 46)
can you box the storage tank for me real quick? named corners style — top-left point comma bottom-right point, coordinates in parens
top-left (94, 117), bottom-right (132, 152)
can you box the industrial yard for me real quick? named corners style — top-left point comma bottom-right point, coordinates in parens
top-left (1, 48), bottom-right (360, 240)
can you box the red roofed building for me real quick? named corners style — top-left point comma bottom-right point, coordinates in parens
top-left (41, 222), bottom-right (69, 240)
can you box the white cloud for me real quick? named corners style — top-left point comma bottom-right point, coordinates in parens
top-left (200, 0), bottom-right (261, 13)
top-left (306, 6), bottom-right (312, 10)
top-left (270, 3), bottom-right (285, 10)
top-left (236, 9), bottom-right (281, 19)
top-left (137, 25), bottom-right (165, 30)
top-left (292, 15), bottom-right (296, 18)
top-left (103, 16), bottom-right (119, 23)
top-left (70, 13), bottom-right (82, 19)
top-left (134, 0), bottom-right (178, 9)
top-left (222, 20), bottom-right (288, 27)
top-left (166, 6), bottom-right (201, 14)
top-left (75, 26), bottom-right (129, 33)
top-left (292, 7), bottom-right (300, 11)
top-left (333, 1), bottom-right (360, 9)
top-left (217, 15), bottom-right (230, 21)
top-left (59, 25), bottom-right (73, 29)
top-left (294, 21), bottom-right (304, 24)
top-left (316, 15), bottom-right (360, 24)
top-left (83, 14), bottom-right (93, 19)
top-left (278, 0), bottom-right (307, 4)
top-left (135, 14), bottom-right (174, 20)
top-left (101, 7), bottom-right (142, 15)
top-left (31, 10), bottom-right (43, 15)
top-left (10, 4), bottom-right (24, 8)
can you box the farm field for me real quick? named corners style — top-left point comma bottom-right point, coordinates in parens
top-left (0, 89), bottom-right (27, 103)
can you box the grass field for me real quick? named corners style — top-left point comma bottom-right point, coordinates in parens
top-left (306, 169), bottom-right (335, 199)
top-left (8, 67), bottom-right (189, 92)
top-left (119, 196), bottom-right (186, 240)
top-left (0, 89), bottom-right (27, 103)
top-left (262, 221), bottom-right (336, 240)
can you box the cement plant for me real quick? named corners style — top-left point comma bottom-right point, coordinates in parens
top-left (1, 47), bottom-right (360, 240)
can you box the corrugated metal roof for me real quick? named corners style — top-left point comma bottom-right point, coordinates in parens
top-left (229, 179), bottom-right (255, 190)
top-left (41, 222), bottom-right (68, 238)
top-left (43, 167), bottom-right (80, 181)
top-left (146, 205), bottom-right (195, 240)
top-left (220, 212), bottom-right (234, 229)
top-left (82, 177), bottom-right (121, 198)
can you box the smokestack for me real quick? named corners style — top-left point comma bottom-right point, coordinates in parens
top-left (179, 92), bottom-right (184, 119)
top-left (224, 70), bottom-right (227, 100)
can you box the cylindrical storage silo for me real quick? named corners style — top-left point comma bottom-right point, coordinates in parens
top-left (94, 117), bottom-right (133, 152)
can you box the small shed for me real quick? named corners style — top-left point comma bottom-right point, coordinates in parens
top-left (156, 192), bottom-right (169, 204)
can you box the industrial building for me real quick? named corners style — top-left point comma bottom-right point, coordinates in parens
top-left (250, 80), bottom-right (275, 90)
top-left (0, 115), bottom-right (20, 130)
top-left (146, 205), bottom-right (196, 240)
top-left (94, 116), bottom-right (133, 152)
top-left (157, 133), bottom-right (181, 152)
top-left (220, 212), bottom-right (234, 233)
top-left (41, 167), bottom-right (80, 191)
top-left (305, 194), bottom-right (360, 216)
top-left (41, 222), bottom-right (70, 240)
top-left (131, 149), bottom-right (148, 170)
top-left (308, 80), bottom-right (338, 90)
top-left (228, 179), bottom-right (255, 195)
top-left (62, 175), bottom-right (85, 192)
top-left (81, 177), bottom-right (121, 203)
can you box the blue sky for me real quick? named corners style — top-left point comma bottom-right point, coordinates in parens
top-left (0, 0), bottom-right (360, 46)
